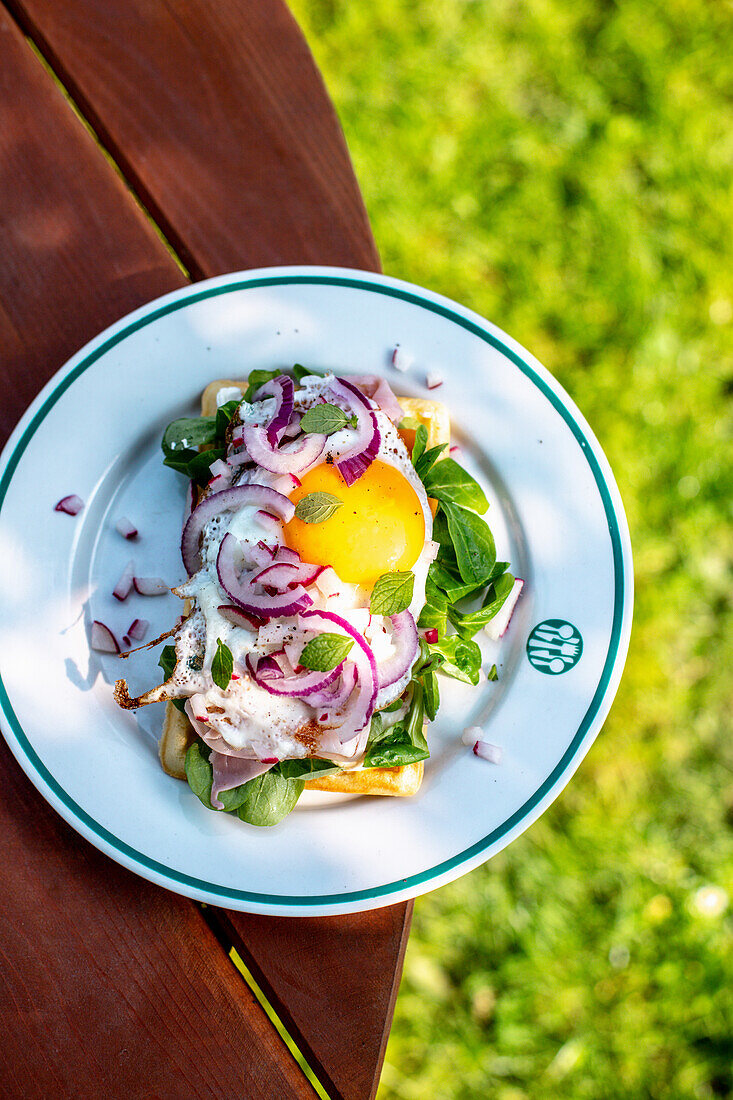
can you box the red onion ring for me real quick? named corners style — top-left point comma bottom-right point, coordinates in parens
top-left (181, 485), bottom-right (294, 575)
top-left (218, 604), bottom-right (265, 630)
top-left (253, 660), bottom-right (343, 699)
top-left (252, 375), bottom-right (295, 446)
top-left (377, 610), bottom-right (419, 689)
top-left (329, 377), bottom-right (381, 486)
top-left (298, 609), bottom-right (377, 741)
top-left (217, 533), bottom-right (313, 618)
top-left (242, 424), bottom-right (326, 475)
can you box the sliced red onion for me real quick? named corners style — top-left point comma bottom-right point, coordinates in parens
top-left (273, 546), bottom-right (300, 564)
top-left (217, 533), bottom-right (313, 618)
top-left (133, 576), bottom-right (168, 596)
top-left (328, 377), bottom-right (381, 486)
top-left (307, 662), bottom-right (357, 709)
top-left (115, 516), bottom-right (138, 539)
top-left (315, 567), bottom-right (342, 598)
top-left (348, 375), bottom-right (404, 422)
top-left (249, 541), bottom-right (277, 568)
top-left (252, 375), bottom-right (295, 446)
top-left (242, 424), bottom-right (326, 475)
top-left (250, 653), bottom-right (285, 680)
top-left (298, 609), bottom-right (377, 741)
top-left (182, 485), bottom-right (295, 574)
top-left (183, 480), bottom-right (196, 528)
top-left (484, 579), bottom-right (524, 640)
top-left (391, 345), bottom-right (413, 372)
top-left (253, 560), bottom-right (324, 590)
top-left (55, 494), bottom-right (84, 516)
top-left (91, 620), bottom-right (120, 653)
top-left (218, 604), bottom-right (265, 631)
top-left (474, 740), bottom-right (503, 764)
top-left (426, 370), bottom-right (444, 390)
top-left (282, 413), bottom-right (302, 438)
top-left (254, 510), bottom-right (282, 537)
top-left (376, 611), bottom-right (418, 688)
top-left (210, 752), bottom-right (274, 809)
top-left (254, 661), bottom-right (342, 699)
top-left (113, 560), bottom-right (135, 601)
top-left (127, 618), bottom-right (149, 641)
top-left (228, 446), bottom-right (251, 468)
top-left (424, 628), bottom-right (438, 644)
top-left (209, 458), bottom-right (230, 480)
top-left (272, 473), bottom-right (301, 495)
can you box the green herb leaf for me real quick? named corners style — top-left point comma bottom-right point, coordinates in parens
top-left (422, 669), bottom-right (440, 720)
top-left (443, 502), bottom-right (497, 585)
top-left (430, 635), bottom-right (482, 685)
top-left (163, 445), bottom-right (227, 485)
top-left (215, 399), bottom-right (240, 438)
top-left (158, 645), bottom-right (186, 712)
top-left (300, 402), bottom-right (356, 435)
top-left (422, 457), bottom-right (489, 513)
top-left (299, 633), bottom-right (354, 672)
top-left (244, 369), bottom-right (281, 402)
top-left (487, 664), bottom-right (498, 681)
top-left (294, 491), bottom-right (343, 524)
top-left (448, 572), bottom-right (515, 638)
top-left (162, 415), bottom-right (217, 456)
top-left (426, 559), bottom-right (483, 603)
top-left (185, 742), bottom-right (214, 808)
top-left (211, 638), bottom-right (234, 690)
top-left (414, 442), bottom-right (448, 480)
top-left (409, 423), bottom-right (429, 466)
top-left (405, 682), bottom-right (429, 751)
top-left (236, 771), bottom-right (304, 826)
top-left (417, 575), bottom-right (449, 636)
top-left (370, 570), bottom-right (415, 615)
top-left (277, 759), bottom-right (342, 781)
top-left (363, 741), bottom-right (430, 768)
top-left (292, 363), bottom-right (325, 383)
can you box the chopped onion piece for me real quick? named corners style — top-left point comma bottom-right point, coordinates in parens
top-left (484, 579), bottom-right (524, 640)
top-left (462, 725), bottom-right (482, 746)
top-left (113, 560), bottom-right (135, 601)
top-left (181, 485), bottom-right (294, 574)
top-left (115, 516), bottom-right (138, 539)
top-left (91, 620), bottom-right (120, 653)
top-left (315, 567), bottom-right (342, 598)
top-left (391, 345), bottom-right (413, 372)
top-left (426, 371), bottom-right (444, 389)
top-left (55, 494), bottom-right (84, 516)
top-left (127, 618), bottom-right (149, 640)
top-left (473, 740), bottom-right (503, 764)
top-left (133, 576), bottom-right (168, 596)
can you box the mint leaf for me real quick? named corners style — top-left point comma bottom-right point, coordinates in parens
top-left (443, 502), bottom-right (497, 586)
top-left (162, 416), bottom-right (217, 455)
top-left (423, 457), bottom-right (489, 513)
top-left (294, 491), bottom-right (343, 524)
top-left (211, 638), bottom-right (233, 690)
top-left (414, 442), bottom-right (448, 480)
top-left (300, 402), bottom-right (356, 435)
top-left (370, 570), bottom-right (415, 615)
top-left (236, 771), bottom-right (304, 826)
top-left (299, 633), bottom-right (354, 671)
top-left (244, 369), bottom-right (281, 402)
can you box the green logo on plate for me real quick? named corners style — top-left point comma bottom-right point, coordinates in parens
top-left (526, 620), bottom-right (583, 674)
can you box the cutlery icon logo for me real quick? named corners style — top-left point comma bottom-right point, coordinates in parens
top-left (526, 620), bottom-right (583, 674)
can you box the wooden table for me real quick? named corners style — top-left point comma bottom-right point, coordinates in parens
top-left (0, 3), bottom-right (411, 1096)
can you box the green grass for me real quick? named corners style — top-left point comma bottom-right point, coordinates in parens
top-left (289, 0), bottom-right (733, 1096)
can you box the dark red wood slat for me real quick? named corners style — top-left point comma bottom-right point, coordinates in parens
top-left (0, 12), bottom-right (313, 1098)
top-left (1, 2), bottom-right (410, 1096)
top-left (212, 904), bottom-right (414, 1100)
top-left (5, 0), bottom-right (380, 277)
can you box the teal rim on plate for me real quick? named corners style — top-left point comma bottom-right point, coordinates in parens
top-left (0, 267), bottom-right (633, 911)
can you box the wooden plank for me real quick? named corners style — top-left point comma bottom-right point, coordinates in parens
top-left (5, 0), bottom-right (380, 277)
top-left (0, 13), bottom-right (313, 1098)
top-left (1, 2), bottom-right (410, 1096)
top-left (213, 903), bottom-right (414, 1100)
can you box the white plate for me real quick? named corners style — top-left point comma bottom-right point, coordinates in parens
top-left (0, 267), bottom-right (632, 916)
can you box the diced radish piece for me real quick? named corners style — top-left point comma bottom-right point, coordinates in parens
top-left (391, 345), bottom-right (413, 372)
top-left (484, 579), bottom-right (524, 640)
top-left (473, 740), bottom-right (503, 764)
top-left (55, 494), bottom-right (84, 516)
top-left (462, 725), bottom-right (482, 746)
top-left (426, 371), bottom-right (444, 390)
top-left (115, 516), bottom-right (138, 539)
top-left (91, 620), bottom-right (120, 653)
top-left (127, 618), bottom-right (149, 641)
top-left (113, 560), bottom-right (135, 601)
top-left (209, 458), bottom-right (229, 480)
top-left (315, 567), bottom-right (342, 598)
top-left (133, 576), bottom-right (168, 596)
top-left (424, 628), bottom-right (438, 644)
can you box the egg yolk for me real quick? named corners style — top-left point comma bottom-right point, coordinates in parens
top-left (283, 460), bottom-right (425, 586)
